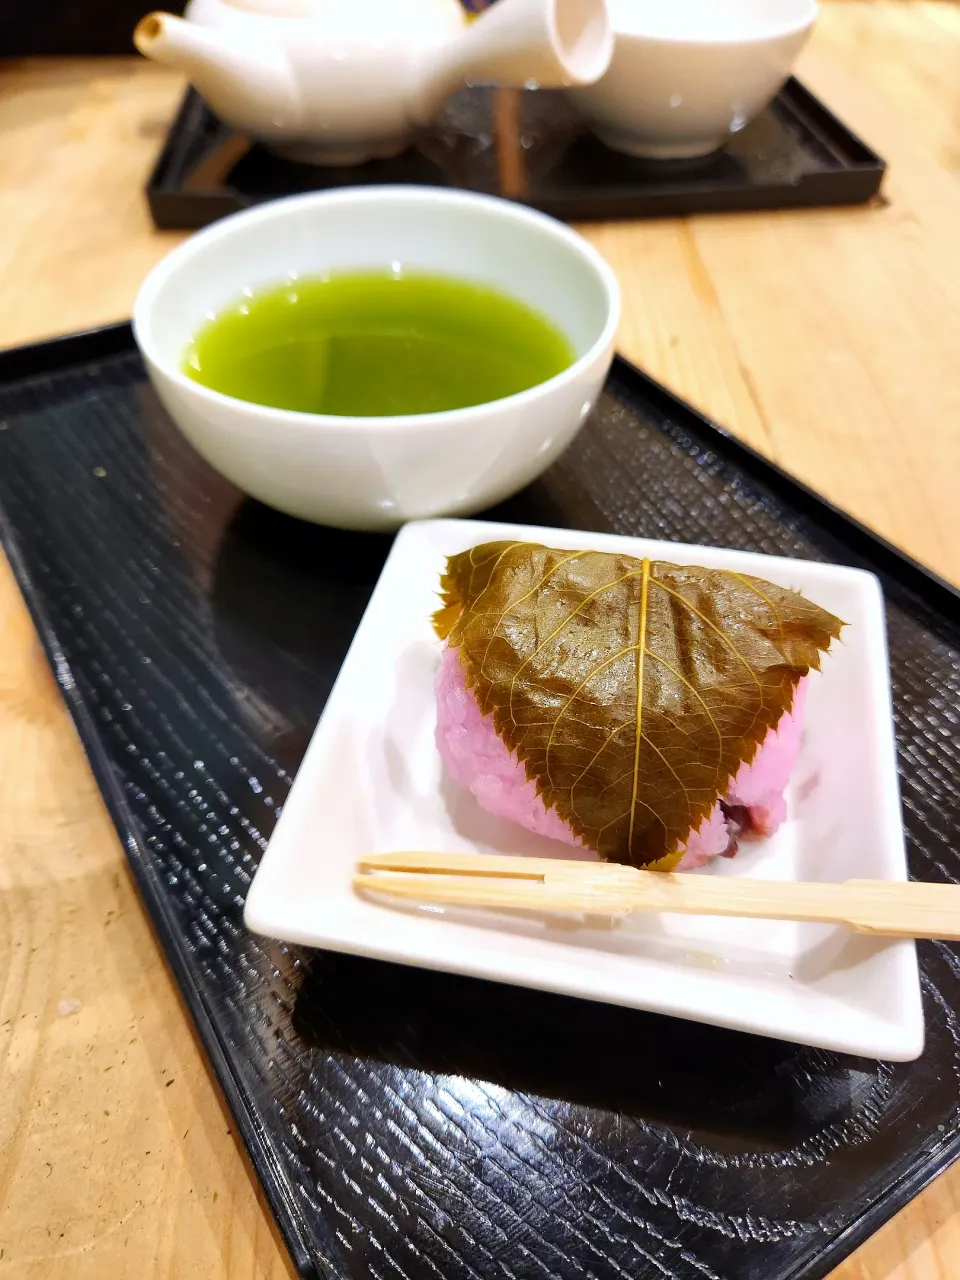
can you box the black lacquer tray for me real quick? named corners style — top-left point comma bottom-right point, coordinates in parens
top-left (1, 324), bottom-right (959, 1280)
top-left (146, 79), bottom-right (886, 230)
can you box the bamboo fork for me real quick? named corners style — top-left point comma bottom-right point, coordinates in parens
top-left (354, 852), bottom-right (960, 940)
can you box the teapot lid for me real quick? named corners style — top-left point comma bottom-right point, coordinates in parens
top-left (221, 0), bottom-right (329, 13)
top-left (221, 0), bottom-right (464, 22)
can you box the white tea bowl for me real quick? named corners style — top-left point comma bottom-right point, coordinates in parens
top-left (569, 0), bottom-right (819, 160)
top-left (133, 187), bottom-right (619, 531)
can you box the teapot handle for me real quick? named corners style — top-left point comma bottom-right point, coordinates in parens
top-left (450, 0), bottom-right (613, 91)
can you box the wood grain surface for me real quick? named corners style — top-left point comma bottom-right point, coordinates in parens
top-left (1, 3), bottom-right (960, 1275)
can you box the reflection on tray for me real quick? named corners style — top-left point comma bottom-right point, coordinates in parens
top-left (181, 89), bottom-right (806, 198)
top-left (292, 948), bottom-right (880, 1154)
top-left (154, 79), bottom-right (884, 227)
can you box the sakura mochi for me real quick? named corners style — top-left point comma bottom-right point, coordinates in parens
top-left (433, 541), bottom-right (842, 871)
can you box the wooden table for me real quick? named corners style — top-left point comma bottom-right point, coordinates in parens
top-left (1, 3), bottom-right (959, 1274)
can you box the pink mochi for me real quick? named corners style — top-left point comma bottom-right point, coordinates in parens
top-left (435, 644), bottom-right (808, 871)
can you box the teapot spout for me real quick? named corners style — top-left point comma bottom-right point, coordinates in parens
top-left (134, 12), bottom-right (297, 128)
top-left (424, 0), bottom-right (612, 106)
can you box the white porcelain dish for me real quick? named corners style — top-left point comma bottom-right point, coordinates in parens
top-left (132, 188), bottom-right (619, 532)
top-left (569, 0), bottom-right (818, 159)
top-left (244, 518), bottom-right (923, 1061)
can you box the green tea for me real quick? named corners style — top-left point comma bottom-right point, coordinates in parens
top-left (184, 270), bottom-right (574, 416)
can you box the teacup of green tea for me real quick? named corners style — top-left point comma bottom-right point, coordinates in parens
top-left (133, 188), bottom-right (619, 531)
top-left (185, 271), bottom-right (576, 418)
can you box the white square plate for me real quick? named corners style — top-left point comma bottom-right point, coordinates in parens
top-left (245, 519), bottom-right (924, 1060)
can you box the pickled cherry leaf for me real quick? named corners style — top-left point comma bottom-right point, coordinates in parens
top-left (434, 541), bottom-right (843, 868)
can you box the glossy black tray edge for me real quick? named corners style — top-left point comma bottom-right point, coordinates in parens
top-left (144, 78), bottom-right (887, 230)
top-left (1, 322), bottom-right (959, 1280)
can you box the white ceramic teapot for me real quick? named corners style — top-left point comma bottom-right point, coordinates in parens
top-left (135, 0), bottom-right (612, 165)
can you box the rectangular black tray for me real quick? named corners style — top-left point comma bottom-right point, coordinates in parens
top-left (147, 78), bottom-right (886, 230)
top-left (1, 323), bottom-right (958, 1280)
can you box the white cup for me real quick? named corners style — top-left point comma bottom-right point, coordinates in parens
top-left (133, 188), bottom-right (619, 531)
top-left (569, 0), bottom-right (819, 160)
